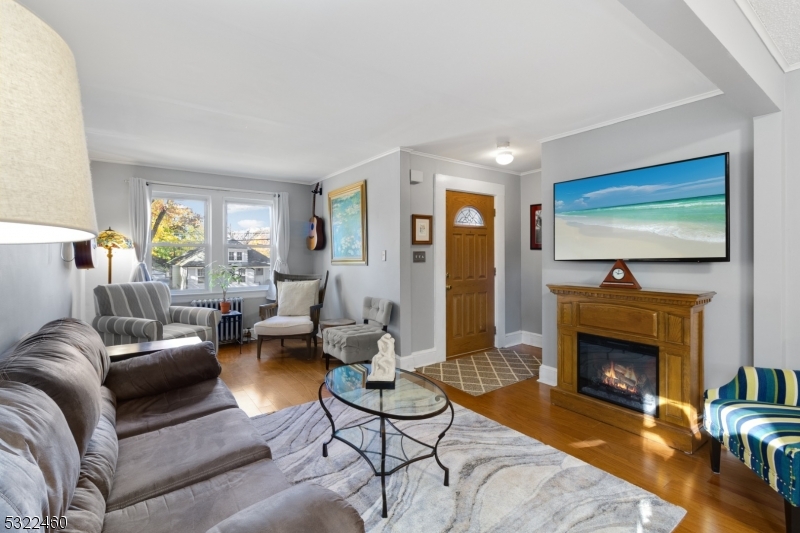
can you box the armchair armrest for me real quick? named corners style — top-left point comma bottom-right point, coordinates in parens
top-left (92, 315), bottom-right (162, 342)
top-left (310, 303), bottom-right (323, 329)
top-left (170, 305), bottom-right (221, 328)
top-left (105, 341), bottom-right (221, 401)
top-left (259, 303), bottom-right (278, 321)
top-left (205, 483), bottom-right (364, 533)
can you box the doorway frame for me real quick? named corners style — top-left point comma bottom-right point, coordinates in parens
top-left (433, 174), bottom-right (506, 364)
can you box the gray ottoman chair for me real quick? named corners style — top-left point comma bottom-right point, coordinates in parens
top-left (323, 297), bottom-right (393, 369)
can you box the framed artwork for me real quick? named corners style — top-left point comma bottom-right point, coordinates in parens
top-left (530, 204), bottom-right (542, 250)
top-left (329, 180), bottom-right (368, 264)
top-left (411, 215), bottom-right (433, 245)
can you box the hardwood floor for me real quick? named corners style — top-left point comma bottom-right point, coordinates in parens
top-left (218, 340), bottom-right (786, 532)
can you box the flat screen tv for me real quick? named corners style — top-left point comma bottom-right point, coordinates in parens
top-left (554, 153), bottom-right (729, 262)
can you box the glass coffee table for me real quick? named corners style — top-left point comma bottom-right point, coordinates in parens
top-left (318, 364), bottom-right (454, 518)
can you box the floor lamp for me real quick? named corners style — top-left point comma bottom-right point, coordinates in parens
top-left (96, 228), bottom-right (132, 284)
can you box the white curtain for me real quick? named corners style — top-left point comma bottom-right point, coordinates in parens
top-left (271, 193), bottom-right (290, 293)
top-left (128, 178), bottom-right (152, 282)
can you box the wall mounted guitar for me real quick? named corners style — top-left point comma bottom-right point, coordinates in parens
top-left (307, 182), bottom-right (326, 251)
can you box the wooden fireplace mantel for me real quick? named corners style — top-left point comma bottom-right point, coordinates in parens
top-left (547, 284), bottom-right (715, 453)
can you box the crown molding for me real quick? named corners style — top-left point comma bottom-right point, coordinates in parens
top-left (540, 89), bottom-right (724, 144)
top-left (321, 147), bottom-right (403, 180)
top-left (520, 168), bottom-right (542, 176)
top-left (400, 148), bottom-right (527, 176)
top-left (89, 157), bottom-right (317, 186)
top-left (733, 0), bottom-right (800, 73)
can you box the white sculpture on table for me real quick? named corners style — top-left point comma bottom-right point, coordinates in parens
top-left (367, 334), bottom-right (396, 382)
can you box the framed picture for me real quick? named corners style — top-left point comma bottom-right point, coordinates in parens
top-left (329, 180), bottom-right (368, 264)
top-left (411, 214), bottom-right (433, 245)
top-left (530, 204), bottom-right (542, 250)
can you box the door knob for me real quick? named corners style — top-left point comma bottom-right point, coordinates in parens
top-left (446, 285), bottom-right (452, 290)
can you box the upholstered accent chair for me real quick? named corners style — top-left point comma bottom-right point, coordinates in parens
top-left (322, 297), bottom-right (393, 369)
top-left (92, 282), bottom-right (221, 351)
top-left (255, 272), bottom-right (329, 359)
top-left (704, 367), bottom-right (800, 532)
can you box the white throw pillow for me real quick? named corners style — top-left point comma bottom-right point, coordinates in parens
top-left (277, 280), bottom-right (320, 317)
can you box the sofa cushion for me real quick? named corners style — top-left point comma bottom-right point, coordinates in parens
top-left (254, 316), bottom-right (313, 336)
top-left (102, 459), bottom-right (291, 533)
top-left (0, 328), bottom-right (102, 457)
top-left (106, 408), bottom-right (272, 512)
top-left (115, 378), bottom-right (238, 439)
top-left (105, 342), bottom-right (221, 402)
top-left (0, 381), bottom-right (80, 519)
top-left (276, 280), bottom-right (318, 316)
top-left (162, 323), bottom-right (212, 342)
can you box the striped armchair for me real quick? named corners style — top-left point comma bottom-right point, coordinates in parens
top-left (93, 282), bottom-right (221, 351)
top-left (704, 367), bottom-right (800, 532)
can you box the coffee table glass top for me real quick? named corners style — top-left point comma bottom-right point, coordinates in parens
top-left (324, 364), bottom-right (448, 419)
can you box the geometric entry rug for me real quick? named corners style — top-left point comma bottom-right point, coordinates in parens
top-left (419, 348), bottom-right (542, 395)
top-left (251, 399), bottom-right (686, 532)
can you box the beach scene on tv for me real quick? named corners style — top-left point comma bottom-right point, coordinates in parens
top-left (554, 154), bottom-right (727, 260)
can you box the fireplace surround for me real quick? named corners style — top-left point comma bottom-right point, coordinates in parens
top-left (548, 284), bottom-right (715, 453)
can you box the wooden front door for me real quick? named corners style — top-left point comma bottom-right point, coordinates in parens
top-left (446, 191), bottom-right (495, 358)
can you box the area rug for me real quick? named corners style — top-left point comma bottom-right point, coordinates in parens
top-left (251, 399), bottom-right (686, 532)
top-left (418, 348), bottom-right (541, 395)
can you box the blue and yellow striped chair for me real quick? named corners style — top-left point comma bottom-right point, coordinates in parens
top-left (704, 367), bottom-right (800, 532)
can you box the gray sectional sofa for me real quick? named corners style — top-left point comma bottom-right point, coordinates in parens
top-left (0, 318), bottom-right (364, 533)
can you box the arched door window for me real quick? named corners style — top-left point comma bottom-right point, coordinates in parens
top-left (454, 206), bottom-right (484, 226)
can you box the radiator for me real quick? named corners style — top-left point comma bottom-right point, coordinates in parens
top-left (191, 298), bottom-right (243, 342)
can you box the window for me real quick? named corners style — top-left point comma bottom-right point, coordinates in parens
top-left (225, 200), bottom-right (271, 288)
top-left (455, 206), bottom-right (484, 226)
top-left (150, 196), bottom-right (208, 290)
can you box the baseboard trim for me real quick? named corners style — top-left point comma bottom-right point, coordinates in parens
top-left (538, 364), bottom-right (557, 386)
top-left (397, 347), bottom-right (441, 371)
top-left (504, 331), bottom-right (522, 347)
top-left (521, 331), bottom-right (542, 348)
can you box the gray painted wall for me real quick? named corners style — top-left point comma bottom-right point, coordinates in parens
top-left (403, 153), bottom-right (522, 353)
top-left (0, 244), bottom-right (74, 354)
top-left (521, 171), bottom-right (543, 335)
top-left (87, 161), bottom-right (316, 328)
top-left (541, 96), bottom-right (754, 389)
top-left (312, 152), bottom-right (404, 353)
top-left (783, 71), bottom-right (800, 367)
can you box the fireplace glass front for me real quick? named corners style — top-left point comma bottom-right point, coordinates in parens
top-left (577, 333), bottom-right (658, 416)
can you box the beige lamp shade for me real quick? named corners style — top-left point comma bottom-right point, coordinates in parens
top-left (0, 0), bottom-right (98, 244)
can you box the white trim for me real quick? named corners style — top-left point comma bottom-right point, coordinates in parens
top-left (538, 365), bottom-right (557, 386)
top-left (402, 148), bottom-right (525, 177)
top-left (90, 157), bottom-right (315, 185)
top-left (322, 148), bottom-right (403, 180)
top-left (396, 348), bottom-right (438, 371)
top-left (539, 89), bottom-right (724, 143)
top-left (520, 169), bottom-right (542, 176)
top-left (433, 174), bottom-right (506, 365)
top-left (733, 0), bottom-right (800, 73)
top-left (521, 331), bottom-right (542, 348)
top-left (504, 331), bottom-right (522, 347)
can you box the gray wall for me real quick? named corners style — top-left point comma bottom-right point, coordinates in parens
top-left (312, 152), bottom-right (404, 352)
top-left (521, 171), bottom-right (543, 335)
top-left (87, 161), bottom-right (316, 328)
top-left (541, 96), bottom-right (754, 389)
top-left (0, 244), bottom-right (74, 354)
top-left (784, 70), bottom-right (800, 367)
top-left (403, 153), bottom-right (522, 353)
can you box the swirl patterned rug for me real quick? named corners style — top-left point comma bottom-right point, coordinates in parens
top-left (250, 399), bottom-right (685, 533)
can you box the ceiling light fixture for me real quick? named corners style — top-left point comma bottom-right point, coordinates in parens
top-left (495, 142), bottom-right (514, 165)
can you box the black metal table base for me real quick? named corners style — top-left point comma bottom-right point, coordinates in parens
top-left (318, 383), bottom-right (454, 518)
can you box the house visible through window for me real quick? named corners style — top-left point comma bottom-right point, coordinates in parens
top-left (225, 200), bottom-right (271, 288)
top-left (149, 191), bottom-right (274, 293)
top-left (150, 196), bottom-right (208, 290)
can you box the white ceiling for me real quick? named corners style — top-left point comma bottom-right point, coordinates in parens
top-left (739, 0), bottom-right (800, 72)
top-left (19, 0), bottom-right (717, 183)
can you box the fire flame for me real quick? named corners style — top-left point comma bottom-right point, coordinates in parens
top-left (600, 361), bottom-right (642, 395)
